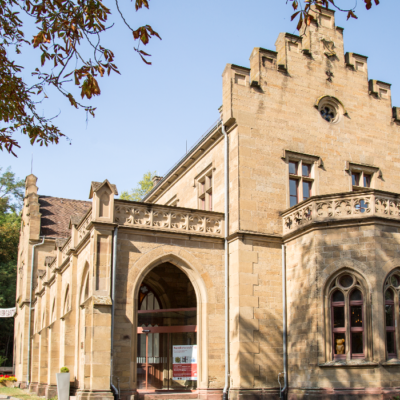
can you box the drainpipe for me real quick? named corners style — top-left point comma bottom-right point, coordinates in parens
top-left (280, 245), bottom-right (287, 399)
top-left (27, 236), bottom-right (45, 386)
top-left (110, 227), bottom-right (119, 398)
top-left (222, 123), bottom-right (230, 400)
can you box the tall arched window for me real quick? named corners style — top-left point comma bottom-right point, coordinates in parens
top-left (84, 274), bottom-right (89, 301)
top-left (51, 299), bottom-right (56, 323)
top-left (329, 272), bottom-right (366, 360)
top-left (383, 271), bottom-right (400, 359)
top-left (64, 286), bottom-right (70, 314)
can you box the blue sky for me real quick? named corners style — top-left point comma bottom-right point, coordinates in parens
top-left (2, 0), bottom-right (399, 201)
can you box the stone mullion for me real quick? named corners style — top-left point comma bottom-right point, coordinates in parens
top-left (345, 293), bottom-right (351, 361)
top-left (396, 291), bottom-right (400, 359)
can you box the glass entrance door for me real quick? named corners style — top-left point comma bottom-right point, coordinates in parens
top-left (137, 330), bottom-right (197, 391)
top-left (137, 332), bottom-right (168, 389)
top-left (137, 267), bottom-right (198, 392)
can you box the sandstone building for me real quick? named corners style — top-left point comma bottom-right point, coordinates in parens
top-left (13, 8), bottom-right (400, 400)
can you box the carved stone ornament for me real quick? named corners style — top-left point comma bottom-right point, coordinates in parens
top-left (78, 212), bottom-right (92, 242)
top-left (114, 204), bottom-right (223, 236)
top-left (321, 39), bottom-right (336, 57)
top-left (282, 190), bottom-right (400, 234)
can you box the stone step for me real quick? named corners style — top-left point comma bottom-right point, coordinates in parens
top-left (139, 393), bottom-right (198, 400)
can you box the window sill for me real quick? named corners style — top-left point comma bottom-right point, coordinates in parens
top-left (319, 360), bottom-right (379, 368)
top-left (381, 359), bottom-right (400, 366)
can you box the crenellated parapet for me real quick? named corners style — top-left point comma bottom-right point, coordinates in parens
top-left (222, 6), bottom-right (399, 128)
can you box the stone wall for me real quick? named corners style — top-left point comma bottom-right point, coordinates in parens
top-left (222, 8), bottom-right (400, 237)
top-left (285, 220), bottom-right (400, 398)
top-left (113, 228), bottom-right (225, 394)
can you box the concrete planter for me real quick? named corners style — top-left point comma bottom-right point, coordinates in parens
top-left (56, 373), bottom-right (70, 400)
top-left (0, 381), bottom-right (15, 388)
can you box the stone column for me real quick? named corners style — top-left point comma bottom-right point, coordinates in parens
top-left (38, 328), bottom-right (48, 396)
top-left (76, 228), bottom-right (114, 400)
top-left (46, 320), bottom-right (60, 398)
top-left (229, 238), bottom-right (260, 400)
top-left (30, 333), bottom-right (40, 393)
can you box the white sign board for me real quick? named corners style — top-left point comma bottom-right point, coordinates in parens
top-left (172, 345), bottom-right (197, 380)
top-left (0, 308), bottom-right (16, 318)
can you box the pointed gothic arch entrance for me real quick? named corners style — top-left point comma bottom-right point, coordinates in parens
top-left (137, 263), bottom-right (197, 391)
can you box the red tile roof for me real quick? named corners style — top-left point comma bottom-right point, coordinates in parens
top-left (38, 196), bottom-right (91, 238)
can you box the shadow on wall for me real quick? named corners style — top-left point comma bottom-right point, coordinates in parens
top-left (287, 224), bottom-right (400, 391)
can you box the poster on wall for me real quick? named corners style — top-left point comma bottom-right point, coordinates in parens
top-left (172, 345), bottom-right (197, 380)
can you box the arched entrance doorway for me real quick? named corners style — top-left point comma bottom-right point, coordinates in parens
top-left (137, 263), bottom-right (197, 392)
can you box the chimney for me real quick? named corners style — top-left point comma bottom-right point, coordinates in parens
top-left (152, 176), bottom-right (163, 186)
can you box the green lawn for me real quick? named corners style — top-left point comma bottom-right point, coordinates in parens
top-left (0, 386), bottom-right (46, 400)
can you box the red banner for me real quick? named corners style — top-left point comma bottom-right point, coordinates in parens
top-left (172, 363), bottom-right (197, 379)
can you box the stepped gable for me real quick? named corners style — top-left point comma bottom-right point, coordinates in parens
top-left (38, 196), bottom-right (91, 238)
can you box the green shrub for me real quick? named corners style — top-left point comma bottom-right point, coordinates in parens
top-left (60, 367), bottom-right (69, 373)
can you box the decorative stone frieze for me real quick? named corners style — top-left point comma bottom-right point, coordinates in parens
top-left (114, 201), bottom-right (224, 237)
top-left (282, 189), bottom-right (400, 235)
top-left (61, 238), bottom-right (71, 262)
top-left (77, 210), bottom-right (92, 242)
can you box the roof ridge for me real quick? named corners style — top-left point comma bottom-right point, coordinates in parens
top-left (39, 195), bottom-right (91, 203)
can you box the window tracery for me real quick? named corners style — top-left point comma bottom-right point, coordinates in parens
top-left (328, 271), bottom-right (367, 360)
top-left (384, 271), bottom-right (400, 359)
top-left (315, 95), bottom-right (345, 124)
top-left (320, 106), bottom-right (335, 122)
top-left (139, 283), bottom-right (161, 311)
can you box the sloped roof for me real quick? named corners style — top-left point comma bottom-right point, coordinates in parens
top-left (38, 196), bottom-right (91, 238)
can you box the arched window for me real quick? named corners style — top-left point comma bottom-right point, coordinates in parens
top-left (329, 272), bottom-right (365, 360)
top-left (51, 299), bottom-right (56, 322)
top-left (383, 271), bottom-right (400, 359)
top-left (139, 284), bottom-right (160, 310)
top-left (64, 286), bottom-right (70, 314)
top-left (84, 274), bottom-right (89, 301)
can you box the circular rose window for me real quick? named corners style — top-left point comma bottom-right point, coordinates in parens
top-left (316, 96), bottom-right (345, 124)
top-left (320, 106), bottom-right (336, 122)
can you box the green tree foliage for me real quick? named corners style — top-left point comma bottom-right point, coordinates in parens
top-left (120, 171), bottom-right (156, 201)
top-left (0, 167), bottom-right (24, 366)
top-left (0, 0), bottom-right (161, 156)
